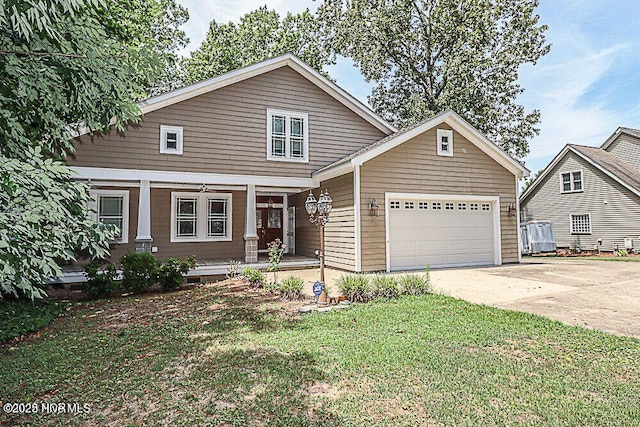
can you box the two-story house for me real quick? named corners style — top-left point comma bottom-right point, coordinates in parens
top-left (520, 127), bottom-right (640, 251)
top-left (69, 54), bottom-right (528, 275)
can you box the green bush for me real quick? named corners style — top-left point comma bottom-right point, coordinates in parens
top-left (120, 252), bottom-right (160, 294)
top-left (616, 249), bottom-right (629, 257)
top-left (0, 300), bottom-right (64, 343)
top-left (336, 274), bottom-right (371, 303)
top-left (399, 273), bottom-right (432, 296)
top-left (241, 267), bottom-right (266, 287)
top-left (157, 256), bottom-right (196, 290)
top-left (370, 274), bottom-right (400, 299)
top-left (278, 276), bottom-right (305, 300)
top-left (83, 260), bottom-right (120, 299)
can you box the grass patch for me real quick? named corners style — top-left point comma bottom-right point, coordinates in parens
top-left (1, 285), bottom-right (639, 426)
top-left (0, 299), bottom-right (65, 343)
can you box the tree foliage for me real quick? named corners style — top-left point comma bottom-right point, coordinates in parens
top-left (100, 0), bottom-right (189, 96)
top-left (318, 0), bottom-right (550, 159)
top-left (0, 149), bottom-right (117, 299)
top-left (182, 6), bottom-right (333, 84)
top-left (0, 0), bottom-right (164, 298)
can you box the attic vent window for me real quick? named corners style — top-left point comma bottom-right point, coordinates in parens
top-left (267, 109), bottom-right (309, 163)
top-left (160, 125), bottom-right (183, 155)
top-left (437, 129), bottom-right (454, 157)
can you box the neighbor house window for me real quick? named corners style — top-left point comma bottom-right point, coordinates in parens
top-left (267, 109), bottom-right (309, 162)
top-left (90, 190), bottom-right (129, 243)
top-left (570, 214), bottom-right (591, 234)
top-left (160, 125), bottom-right (184, 155)
top-left (171, 192), bottom-right (232, 242)
top-left (437, 129), bottom-right (454, 157)
top-left (560, 170), bottom-right (583, 193)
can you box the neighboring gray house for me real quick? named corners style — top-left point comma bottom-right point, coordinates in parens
top-left (520, 127), bottom-right (640, 251)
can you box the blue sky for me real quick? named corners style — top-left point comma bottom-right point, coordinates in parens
top-left (176, 0), bottom-right (640, 174)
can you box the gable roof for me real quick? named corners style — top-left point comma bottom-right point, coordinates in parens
top-left (313, 109), bottom-right (530, 180)
top-left (520, 144), bottom-right (640, 202)
top-left (74, 54), bottom-right (396, 138)
top-left (600, 127), bottom-right (640, 150)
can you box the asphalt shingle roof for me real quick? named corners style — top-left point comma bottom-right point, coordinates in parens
top-left (569, 144), bottom-right (640, 195)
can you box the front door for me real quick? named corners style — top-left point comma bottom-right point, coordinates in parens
top-left (257, 207), bottom-right (284, 250)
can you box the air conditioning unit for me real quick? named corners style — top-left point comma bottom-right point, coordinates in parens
top-left (624, 238), bottom-right (634, 251)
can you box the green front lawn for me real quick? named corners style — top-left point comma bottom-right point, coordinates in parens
top-left (1, 285), bottom-right (638, 426)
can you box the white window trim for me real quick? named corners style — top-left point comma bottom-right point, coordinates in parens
top-left (437, 129), bottom-right (454, 157)
top-left (559, 169), bottom-right (584, 194)
top-left (266, 109), bottom-right (309, 163)
top-left (170, 192), bottom-right (232, 243)
top-left (160, 125), bottom-right (184, 155)
top-left (90, 189), bottom-right (130, 244)
top-left (570, 213), bottom-right (592, 235)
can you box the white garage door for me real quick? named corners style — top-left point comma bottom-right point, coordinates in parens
top-left (388, 197), bottom-right (497, 270)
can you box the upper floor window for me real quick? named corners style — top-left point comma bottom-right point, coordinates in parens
top-left (90, 189), bottom-right (130, 243)
top-left (267, 109), bottom-right (309, 163)
top-left (560, 170), bottom-right (583, 193)
top-left (437, 129), bottom-right (454, 157)
top-left (160, 125), bottom-right (183, 155)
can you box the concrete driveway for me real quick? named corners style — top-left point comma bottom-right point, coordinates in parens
top-left (282, 257), bottom-right (640, 338)
top-left (429, 258), bottom-right (640, 338)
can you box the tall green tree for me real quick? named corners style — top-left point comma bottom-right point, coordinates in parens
top-left (182, 6), bottom-right (333, 84)
top-left (101, 0), bottom-right (189, 96)
top-left (318, 0), bottom-right (550, 159)
top-left (0, 0), bottom-right (160, 298)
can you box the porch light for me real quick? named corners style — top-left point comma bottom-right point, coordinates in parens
top-left (369, 199), bottom-right (379, 216)
top-left (305, 192), bottom-right (318, 215)
top-left (317, 191), bottom-right (333, 214)
top-left (304, 190), bottom-right (332, 304)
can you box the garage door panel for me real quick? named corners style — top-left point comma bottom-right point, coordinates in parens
top-left (389, 197), bottom-right (496, 270)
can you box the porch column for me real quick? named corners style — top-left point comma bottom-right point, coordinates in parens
top-left (135, 180), bottom-right (153, 253)
top-left (244, 184), bottom-right (258, 263)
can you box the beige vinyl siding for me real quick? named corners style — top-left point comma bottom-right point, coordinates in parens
top-left (359, 125), bottom-right (518, 271)
top-left (150, 189), bottom-right (245, 261)
top-left (521, 152), bottom-right (640, 250)
top-left (604, 133), bottom-right (640, 171)
top-left (290, 173), bottom-right (356, 270)
top-left (69, 66), bottom-right (386, 176)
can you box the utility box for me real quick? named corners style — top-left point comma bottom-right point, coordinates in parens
top-left (520, 220), bottom-right (556, 255)
top-left (624, 238), bottom-right (634, 252)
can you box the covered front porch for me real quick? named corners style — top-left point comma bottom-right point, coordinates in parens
top-left (74, 166), bottom-right (320, 265)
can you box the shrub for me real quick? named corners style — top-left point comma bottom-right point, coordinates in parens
top-left (278, 276), bottom-right (305, 300)
top-left (616, 249), bottom-right (629, 257)
top-left (267, 238), bottom-right (286, 283)
top-left (157, 256), bottom-right (196, 290)
top-left (120, 252), bottom-right (160, 294)
top-left (336, 274), bottom-right (370, 303)
top-left (83, 260), bottom-right (120, 299)
top-left (0, 299), bottom-right (64, 343)
top-left (399, 274), bottom-right (432, 296)
top-left (370, 274), bottom-right (400, 299)
top-left (241, 267), bottom-right (266, 287)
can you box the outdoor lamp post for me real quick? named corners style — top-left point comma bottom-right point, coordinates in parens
top-left (304, 190), bottom-right (332, 302)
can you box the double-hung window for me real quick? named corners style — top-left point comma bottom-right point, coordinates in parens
top-left (90, 190), bottom-right (130, 243)
top-left (267, 109), bottom-right (309, 162)
top-left (560, 170), bottom-right (583, 193)
top-left (171, 192), bottom-right (232, 242)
